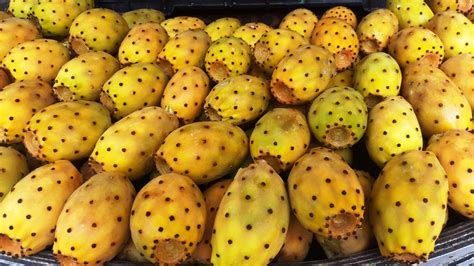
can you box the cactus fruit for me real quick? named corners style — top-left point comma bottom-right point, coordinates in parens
top-left (427, 130), bottom-right (474, 218)
top-left (157, 29), bottom-right (211, 77)
top-left (0, 18), bottom-right (41, 63)
top-left (89, 107), bottom-right (179, 180)
top-left (327, 70), bottom-right (354, 88)
top-left (276, 214), bottom-right (313, 262)
top-left (279, 8), bottom-right (318, 41)
top-left (205, 37), bottom-right (251, 82)
top-left (387, 27), bottom-right (444, 68)
top-left (250, 108), bottom-right (311, 172)
top-left (130, 173), bottom-right (206, 264)
top-left (211, 160), bottom-right (290, 266)
top-left (205, 17), bottom-right (241, 42)
top-left (402, 63), bottom-right (472, 137)
top-left (254, 29), bottom-right (308, 74)
top-left (288, 147), bottom-right (365, 238)
top-left (23, 101), bottom-right (112, 162)
top-left (356, 9), bottom-right (399, 53)
top-left (440, 54), bottom-right (474, 110)
top-left (310, 18), bottom-right (360, 71)
top-left (161, 16), bottom-right (206, 38)
top-left (387, 0), bottom-right (434, 29)
top-left (233, 22), bottom-right (272, 49)
top-left (308, 87), bottom-right (368, 149)
top-left (69, 8), bottom-right (129, 55)
top-left (7, 0), bottom-right (38, 18)
top-left (0, 147), bottom-right (28, 202)
top-left (204, 75), bottom-right (270, 125)
top-left (118, 22), bottom-right (168, 65)
top-left (192, 179), bottom-right (232, 263)
top-left (161, 66), bottom-right (210, 124)
top-left (271, 45), bottom-right (336, 105)
top-left (0, 160), bottom-right (82, 257)
top-left (0, 80), bottom-right (56, 144)
top-left (122, 8), bottom-right (165, 28)
top-left (155, 121), bottom-right (248, 184)
top-left (425, 11), bottom-right (474, 59)
top-left (100, 63), bottom-right (168, 120)
top-left (353, 52), bottom-right (401, 108)
top-left (2, 39), bottom-right (70, 83)
top-left (369, 150), bottom-right (448, 263)
top-left (321, 6), bottom-right (358, 28)
top-left (426, 0), bottom-right (473, 14)
top-left (116, 239), bottom-right (148, 263)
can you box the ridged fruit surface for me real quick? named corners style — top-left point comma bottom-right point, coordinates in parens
top-left (279, 8), bottom-right (318, 40)
top-left (0, 147), bottom-right (28, 202)
top-left (356, 9), bottom-right (399, 53)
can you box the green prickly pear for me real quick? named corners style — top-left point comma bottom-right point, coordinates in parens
top-left (327, 70), bottom-right (354, 88)
top-left (0, 147), bottom-right (28, 202)
top-left (279, 8), bottom-right (318, 40)
top-left (387, 0), bottom-right (434, 29)
top-left (205, 37), bottom-right (251, 82)
top-left (276, 214), bottom-right (313, 262)
top-left (122, 8), bottom-right (165, 28)
top-left (160, 16), bottom-right (206, 38)
top-left (232, 22), bottom-right (272, 49)
top-left (205, 17), bottom-right (241, 42)
top-left (357, 9), bottom-right (399, 53)
top-left (321, 6), bottom-right (358, 28)
top-left (440, 54), bottom-right (474, 110)
top-left (0, 18), bottom-right (41, 63)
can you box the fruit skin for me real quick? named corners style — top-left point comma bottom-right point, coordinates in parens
top-left (89, 107), bottom-right (179, 181)
top-left (116, 239), bottom-right (148, 263)
top-left (205, 37), bottom-right (251, 82)
top-left (157, 29), bottom-right (211, 77)
top-left (308, 86), bottom-right (368, 149)
top-left (0, 160), bottom-right (82, 257)
top-left (427, 130), bottom-right (474, 218)
top-left (387, 27), bottom-right (444, 68)
top-left (130, 173), bottom-right (206, 264)
top-left (426, 0), bottom-right (473, 14)
top-left (232, 22), bottom-right (272, 49)
top-left (8, 0), bottom-right (38, 18)
top-left (118, 22), bottom-right (168, 65)
top-left (23, 100), bottom-right (112, 162)
top-left (353, 52), bottom-right (401, 108)
top-left (160, 16), bottom-right (206, 38)
top-left (191, 179), bottom-right (232, 263)
top-left (279, 8), bottom-right (318, 40)
top-left (211, 160), bottom-right (290, 266)
top-left (69, 8), bottom-right (129, 55)
top-left (425, 11), bottom-right (474, 59)
top-left (366, 96), bottom-right (423, 167)
top-left (402, 63), bottom-right (472, 137)
top-left (0, 18), bottom-right (41, 63)
top-left (288, 147), bottom-right (365, 239)
top-left (100, 63), bottom-right (168, 120)
top-left (205, 17), bottom-right (241, 42)
top-left (327, 70), bottom-right (353, 88)
top-left (0, 147), bottom-right (28, 202)
top-left (161, 66), bottom-right (210, 124)
top-left (204, 75), bottom-right (271, 125)
top-left (122, 8), bottom-right (165, 28)
top-left (276, 214), bottom-right (313, 262)
top-left (322, 6), bottom-right (358, 28)
top-left (155, 121), bottom-right (248, 184)
top-left (369, 150), bottom-right (448, 263)
top-left (254, 29), bottom-right (308, 75)
top-left (250, 108), bottom-right (310, 172)
top-left (0, 12), bottom-right (12, 20)
top-left (356, 9), bottom-right (399, 53)
top-left (440, 54), bottom-right (474, 110)
top-left (310, 18), bottom-right (359, 71)
top-left (53, 51), bottom-right (120, 102)
top-left (0, 80), bottom-right (56, 144)
top-left (387, 0), bottom-right (434, 29)
top-left (2, 39), bottom-right (70, 83)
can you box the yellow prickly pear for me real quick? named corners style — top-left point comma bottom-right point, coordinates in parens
top-left (0, 147), bottom-right (28, 201)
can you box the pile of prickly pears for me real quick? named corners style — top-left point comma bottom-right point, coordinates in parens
top-left (0, 0), bottom-right (473, 264)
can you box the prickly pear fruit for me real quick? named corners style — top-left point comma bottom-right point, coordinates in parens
top-left (117, 239), bottom-right (148, 263)
top-left (426, 0), bottom-right (472, 14)
top-left (440, 54), bottom-right (474, 110)
top-left (2, 39), bottom-right (70, 83)
top-left (322, 6), bottom-right (358, 28)
top-left (356, 9), bottom-right (399, 53)
top-left (205, 17), bottom-right (241, 42)
top-left (387, 27), bottom-right (444, 68)
top-left (118, 22), bottom-right (168, 65)
top-left (254, 29), bottom-right (308, 74)
top-left (161, 16), bottom-right (206, 38)
top-left (122, 8), bottom-right (165, 28)
top-left (288, 147), bottom-right (365, 238)
top-left (426, 11), bottom-right (474, 59)
top-left (155, 121), bottom-right (249, 184)
top-left (100, 63), bottom-right (168, 120)
top-left (23, 101), bottom-right (112, 162)
top-left (157, 29), bottom-right (211, 76)
top-left (370, 150), bottom-right (448, 263)
top-left (0, 147), bottom-right (28, 202)
top-left (192, 179), bottom-right (232, 263)
top-left (366, 96), bottom-right (423, 167)
top-left (310, 18), bottom-right (359, 71)
top-left (353, 52), bottom-right (401, 108)
top-left (7, 0), bottom-right (38, 18)
top-left (0, 80), bottom-right (56, 144)
top-left (279, 8), bottom-right (318, 40)
top-left (308, 87), bottom-right (368, 149)
top-left (0, 160), bottom-right (82, 257)
top-left (0, 18), bottom-right (41, 63)
top-left (211, 160), bottom-right (290, 266)
top-left (204, 75), bottom-right (270, 125)
top-left (130, 173), bottom-right (206, 264)
top-left (387, 0), bottom-right (434, 29)
top-left (161, 66), bottom-right (210, 124)
top-left (233, 22), bottom-right (272, 49)
top-left (327, 70), bottom-right (353, 88)
top-left (69, 8), bottom-right (129, 55)
top-left (402, 63), bottom-right (472, 136)
top-left (276, 214), bottom-right (313, 262)
top-left (250, 108), bottom-right (310, 172)
top-left (427, 130), bottom-right (474, 218)
top-left (205, 37), bottom-right (251, 82)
